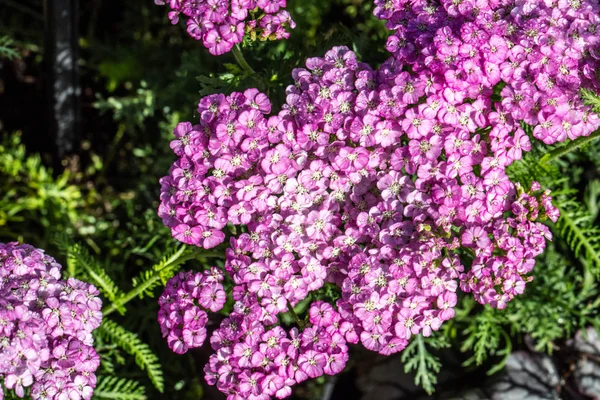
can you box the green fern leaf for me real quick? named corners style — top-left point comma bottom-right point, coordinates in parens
top-left (506, 147), bottom-right (559, 187)
top-left (554, 192), bottom-right (600, 275)
top-left (93, 376), bottom-right (147, 400)
top-left (54, 235), bottom-right (125, 312)
top-left (401, 335), bottom-right (449, 394)
top-left (102, 245), bottom-right (195, 317)
top-left (130, 245), bottom-right (194, 297)
top-left (461, 309), bottom-right (505, 367)
top-left (581, 88), bottom-right (600, 114)
top-left (0, 36), bottom-right (18, 60)
top-left (97, 320), bottom-right (164, 393)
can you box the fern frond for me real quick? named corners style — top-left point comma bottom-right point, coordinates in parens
top-left (101, 245), bottom-right (194, 317)
top-left (93, 376), bottom-right (147, 400)
top-left (97, 320), bottom-right (164, 393)
top-left (581, 88), bottom-right (600, 114)
top-left (401, 335), bottom-right (449, 394)
top-left (130, 245), bottom-right (192, 296)
top-left (55, 235), bottom-right (125, 312)
top-left (460, 308), bottom-right (508, 370)
top-left (0, 36), bottom-right (18, 60)
top-left (506, 149), bottom-right (557, 187)
top-left (197, 74), bottom-right (237, 97)
top-left (554, 192), bottom-right (600, 275)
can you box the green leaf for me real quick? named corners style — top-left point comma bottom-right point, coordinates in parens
top-left (197, 73), bottom-right (239, 97)
top-left (461, 308), bottom-right (504, 367)
top-left (93, 376), bottom-right (147, 400)
top-left (97, 320), bottom-right (164, 393)
top-left (581, 88), bottom-right (600, 115)
top-left (131, 245), bottom-right (193, 294)
top-left (0, 36), bottom-right (18, 60)
top-left (401, 335), bottom-right (449, 394)
top-left (54, 235), bottom-right (126, 312)
top-left (102, 245), bottom-right (194, 317)
top-left (554, 191), bottom-right (600, 277)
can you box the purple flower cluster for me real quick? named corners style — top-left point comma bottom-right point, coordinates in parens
top-left (0, 243), bottom-right (102, 400)
top-left (374, 0), bottom-right (600, 145)
top-left (158, 43), bottom-right (561, 397)
top-left (205, 299), bottom-right (350, 399)
top-left (158, 268), bottom-right (226, 354)
top-left (155, 0), bottom-right (295, 55)
top-left (155, 0), bottom-right (600, 397)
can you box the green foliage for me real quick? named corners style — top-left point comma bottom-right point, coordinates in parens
top-left (95, 82), bottom-right (156, 128)
top-left (460, 305), bottom-right (508, 368)
top-left (504, 249), bottom-right (600, 352)
top-left (97, 320), bottom-right (165, 393)
top-left (581, 88), bottom-right (600, 114)
top-left (0, 35), bottom-right (18, 59)
top-left (554, 190), bottom-right (600, 276)
top-left (197, 68), bottom-right (243, 97)
top-left (101, 244), bottom-right (196, 317)
top-left (94, 376), bottom-right (147, 400)
top-left (401, 335), bottom-right (450, 395)
top-left (506, 148), bottom-right (556, 187)
top-left (0, 133), bottom-right (83, 242)
top-left (55, 234), bottom-right (127, 310)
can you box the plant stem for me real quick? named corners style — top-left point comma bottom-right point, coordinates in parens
top-left (287, 301), bottom-right (305, 328)
top-left (232, 44), bottom-right (256, 76)
top-left (540, 128), bottom-right (600, 165)
top-left (102, 245), bottom-right (192, 317)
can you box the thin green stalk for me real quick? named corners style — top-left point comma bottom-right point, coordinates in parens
top-left (102, 245), bottom-right (192, 317)
top-left (99, 123), bottom-right (127, 183)
top-left (232, 44), bottom-right (256, 76)
top-left (540, 128), bottom-right (600, 165)
top-left (287, 301), bottom-right (305, 328)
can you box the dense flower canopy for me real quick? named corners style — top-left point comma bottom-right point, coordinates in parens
top-left (158, 268), bottom-right (227, 354)
top-left (155, 0), bottom-right (296, 55)
top-left (157, 0), bottom-right (600, 398)
top-left (0, 243), bottom-right (103, 400)
top-left (374, 0), bottom-right (600, 145)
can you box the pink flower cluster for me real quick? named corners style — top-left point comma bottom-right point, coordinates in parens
top-left (375, 0), bottom-right (600, 145)
top-left (156, 0), bottom-right (600, 398)
top-left (155, 0), bottom-right (295, 55)
top-left (0, 243), bottom-right (102, 400)
top-left (158, 268), bottom-right (226, 354)
top-left (205, 299), bottom-right (350, 399)
top-left (158, 46), bottom-right (559, 398)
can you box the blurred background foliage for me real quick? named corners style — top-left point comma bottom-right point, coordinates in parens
top-left (1, 0), bottom-right (600, 399)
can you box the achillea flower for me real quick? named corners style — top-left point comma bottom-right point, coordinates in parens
top-left (154, 1), bottom-right (600, 397)
top-left (0, 243), bottom-right (102, 400)
top-left (158, 269), bottom-right (226, 353)
top-left (156, 0), bottom-right (296, 55)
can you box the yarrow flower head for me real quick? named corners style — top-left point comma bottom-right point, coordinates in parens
top-left (0, 242), bottom-right (102, 400)
top-left (155, 0), bottom-right (296, 55)
top-left (158, 268), bottom-right (226, 354)
top-left (158, 44), bottom-right (565, 398)
top-left (205, 298), bottom-right (349, 399)
top-left (374, 0), bottom-right (600, 145)
top-left (156, 1), bottom-right (600, 398)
